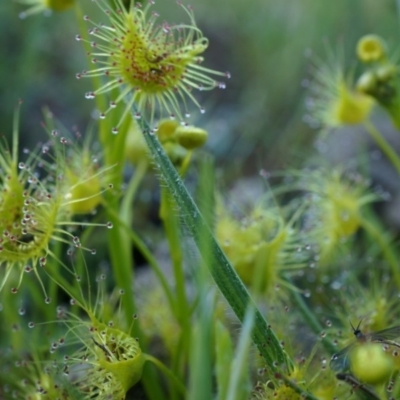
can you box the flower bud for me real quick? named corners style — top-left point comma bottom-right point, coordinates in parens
top-left (174, 125), bottom-right (208, 150)
top-left (350, 343), bottom-right (394, 385)
top-left (357, 35), bottom-right (386, 62)
top-left (157, 120), bottom-right (180, 143)
top-left (376, 64), bottom-right (398, 82)
top-left (356, 71), bottom-right (377, 95)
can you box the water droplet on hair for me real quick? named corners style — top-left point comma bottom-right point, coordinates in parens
top-left (134, 112), bottom-right (141, 120)
top-left (90, 248), bottom-right (97, 255)
top-left (111, 127), bottom-right (118, 134)
top-left (28, 322), bottom-right (35, 328)
top-left (18, 162), bottom-right (25, 170)
top-left (225, 71), bottom-right (231, 79)
top-left (107, 222), bottom-right (113, 229)
top-left (18, 307), bottom-right (25, 316)
top-left (11, 288), bottom-right (18, 294)
top-left (45, 297), bottom-right (51, 304)
top-left (200, 107), bottom-right (205, 114)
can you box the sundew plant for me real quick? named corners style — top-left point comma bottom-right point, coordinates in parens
top-left (3, 1), bottom-right (400, 400)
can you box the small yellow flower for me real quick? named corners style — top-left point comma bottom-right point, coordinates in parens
top-left (19, 0), bottom-right (74, 18)
top-left (77, 0), bottom-right (229, 130)
top-left (356, 35), bottom-right (387, 63)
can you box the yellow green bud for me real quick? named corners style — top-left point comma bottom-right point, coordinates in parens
top-left (376, 64), bottom-right (398, 82)
top-left (356, 71), bottom-right (378, 95)
top-left (174, 125), bottom-right (208, 150)
top-left (350, 343), bottom-right (394, 385)
top-left (356, 34), bottom-right (386, 62)
top-left (157, 120), bottom-right (180, 143)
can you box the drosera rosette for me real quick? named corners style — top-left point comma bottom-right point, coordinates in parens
top-left (50, 123), bottom-right (116, 215)
top-left (125, 118), bottom-right (208, 171)
top-left (30, 281), bottom-right (146, 400)
top-left (33, 277), bottom-right (186, 400)
top-left (294, 167), bottom-right (378, 266)
top-left (76, 0), bottom-right (230, 131)
top-left (0, 108), bottom-right (114, 296)
top-left (305, 49), bottom-right (374, 131)
top-left (215, 192), bottom-right (309, 295)
top-left (18, 0), bottom-right (75, 19)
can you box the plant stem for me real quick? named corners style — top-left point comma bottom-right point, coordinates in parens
top-left (364, 120), bottom-right (400, 177)
top-left (160, 188), bottom-right (192, 386)
top-left (360, 215), bottom-right (400, 288)
top-left (144, 354), bottom-right (187, 397)
top-left (283, 275), bottom-right (337, 355)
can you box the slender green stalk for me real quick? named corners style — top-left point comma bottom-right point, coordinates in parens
top-left (364, 120), bottom-right (400, 176)
top-left (360, 215), bottom-right (400, 288)
top-left (134, 111), bottom-right (292, 372)
top-left (104, 205), bottom-right (176, 322)
top-left (283, 275), bottom-right (337, 355)
top-left (120, 160), bottom-right (148, 223)
top-left (160, 189), bottom-right (192, 399)
top-left (144, 354), bottom-right (187, 397)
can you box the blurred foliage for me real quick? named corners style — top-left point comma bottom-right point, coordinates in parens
top-left (1, 0), bottom-right (399, 170)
